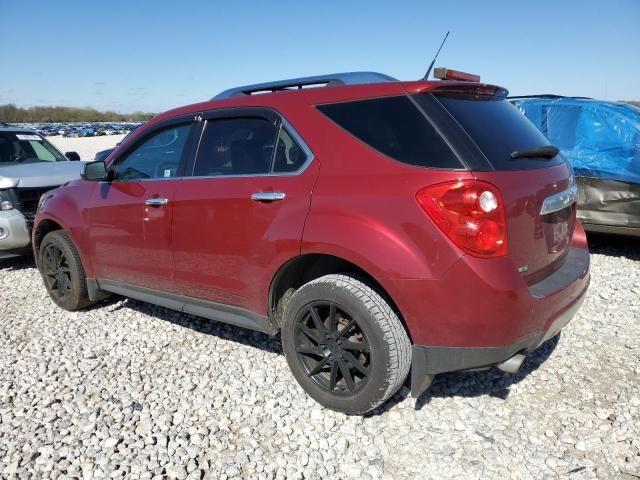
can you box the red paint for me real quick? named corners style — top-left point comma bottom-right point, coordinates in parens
top-left (35, 77), bottom-right (589, 350)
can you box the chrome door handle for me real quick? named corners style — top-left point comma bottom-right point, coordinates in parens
top-left (251, 192), bottom-right (286, 202)
top-left (145, 198), bottom-right (169, 206)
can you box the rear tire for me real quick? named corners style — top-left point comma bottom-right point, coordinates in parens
top-left (38, 230), bottom-right (95, 311)
top-left (281, 274), bottom-right (411, 415)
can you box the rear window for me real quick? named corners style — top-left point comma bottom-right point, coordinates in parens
top-left (433, 95), bottom-right (564, 170)
top-left (317, 96), bottom-right (461, 169)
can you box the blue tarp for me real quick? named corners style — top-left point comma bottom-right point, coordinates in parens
top-left (512, 98), bottom-right (640, 184)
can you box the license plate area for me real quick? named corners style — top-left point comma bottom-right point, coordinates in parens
top-left (542, 205), bottom-right (575, 253)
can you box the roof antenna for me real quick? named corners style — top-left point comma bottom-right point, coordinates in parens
top-left (423, 31), bottom-right (450, 80)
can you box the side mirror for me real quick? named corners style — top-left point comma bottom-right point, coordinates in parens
top-left (82, 161), bottom-right (108, 181)
top-left (65, 151), bottom-right (81, 161)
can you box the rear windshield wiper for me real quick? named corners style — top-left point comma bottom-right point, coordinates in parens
top-left (510, 146), bottom-right (559, 160)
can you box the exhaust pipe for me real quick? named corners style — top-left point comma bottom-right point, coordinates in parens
top-left (496, 353), bottom-right (526, 374)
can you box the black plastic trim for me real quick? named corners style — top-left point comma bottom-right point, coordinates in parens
top-left (86, 278), bottom-right (111, 302)
top-left (528, 246), bottom-right (590, 299)
top-left (97, 279), bottom-right (278, 335)
top-left (411, 93), bottom-right (492, 171)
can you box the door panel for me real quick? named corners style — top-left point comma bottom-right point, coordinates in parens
top-left (85, 119), bottom-right (197, 291)
top-left (172, 162), bottom-right (319, 315)
top-left (88, 180), bottom-right (180, 291)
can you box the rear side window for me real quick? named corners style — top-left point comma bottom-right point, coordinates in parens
top-left (433, 95), bottom-right (564, 170)
top-left (317, 96), bottom-right (461, 169)
top-left (193, 117), bottom-right (277, 176)
top-left (273, 128), bottom-right (307, 173)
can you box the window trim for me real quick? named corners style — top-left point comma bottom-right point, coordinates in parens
top-left (107, 113), bottom-right (200, 183)
top-left (186, 107), bottom-right (314, 180)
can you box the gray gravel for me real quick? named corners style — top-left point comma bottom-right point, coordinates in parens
top-left (1, 235), bottom-right (639, 479)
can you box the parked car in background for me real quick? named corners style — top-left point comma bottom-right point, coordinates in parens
top-left (34, 70), bottom-right (589, 414)
top-left (0, 126), bottom-right (83, 258)
top-left (512, 96), bottom-right (640, 237)
top-left (94, 124), bottom-right (143, 161)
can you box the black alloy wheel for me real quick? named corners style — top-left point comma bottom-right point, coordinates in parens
top-left (38, 230), bottom-right (95, 311)
top-left (282, 274), bottom-right (412, 414)
top-left (42, 243), bottom-right (73, 301)
top-left (294, 301), bottom-right (371, 396)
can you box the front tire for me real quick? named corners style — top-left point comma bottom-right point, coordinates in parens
top-left (39, 230), bottom-right (95, 311)
top-left (281, 274), bottom-right (411, 414)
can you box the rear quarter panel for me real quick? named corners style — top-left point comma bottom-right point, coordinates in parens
top-left (296, 106), bottom-right (468, 281)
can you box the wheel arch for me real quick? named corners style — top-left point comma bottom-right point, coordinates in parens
top-left (33, 218), bottom-right (64, 264)
top-left (268, 253), bottom-right (413, 342)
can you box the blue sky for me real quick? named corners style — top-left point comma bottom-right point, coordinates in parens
top-left (1, 0), bottom-right (638, 113)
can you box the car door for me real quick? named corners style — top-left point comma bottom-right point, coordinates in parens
top-left (86, 118), bottom-right (198, 292)
top-left (172, 110), bottom-right (319, 315)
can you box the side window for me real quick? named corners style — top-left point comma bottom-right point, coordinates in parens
top-left (272, 127), bottom-right (307, 173)
top-left (113, 123), bottom-right (191, 181)
top-left (193, 117), bottom-right (277, 176)
top-left (318, 96), bottom-right (461, 169)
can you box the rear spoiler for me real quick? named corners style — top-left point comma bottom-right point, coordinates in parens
top-left (432, 83), bottom-right (509, 99)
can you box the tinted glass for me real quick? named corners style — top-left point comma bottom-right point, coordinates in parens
top-left (317, 96), bottom-right (460, 169)
top-left (435, 94), bottom-right (564, 170)
top-left (193, 117), bottom-right (277, 176)
top-left (113, 124), bottom-right (191, 181)
top-left (273, 128), bottom-right (307, 173)
top-left (0, 132), bottom-right (66, 164)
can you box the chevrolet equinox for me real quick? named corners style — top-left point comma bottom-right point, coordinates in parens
top-left (33, 71), bottom-right (590, 414)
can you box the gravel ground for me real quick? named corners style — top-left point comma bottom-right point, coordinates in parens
top-left (0, 234), bottom-right (638, 479)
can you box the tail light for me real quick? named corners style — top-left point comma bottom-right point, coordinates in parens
top-left (416, 180), bottom-right (507, 257)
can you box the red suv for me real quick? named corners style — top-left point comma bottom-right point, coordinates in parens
top-left (33, 71), bottom-right (590, 414)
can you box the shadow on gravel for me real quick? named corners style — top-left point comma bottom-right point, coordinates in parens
top-left (115, 297), bottom-right (283, 355)
top-left (587, 232), bottom-right (639, 261)
top-left (0, 254), bottom-right (36, 272)
top-left (370, 334), bottom-right (561, 415)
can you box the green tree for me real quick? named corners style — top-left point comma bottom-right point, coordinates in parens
top-left (0, 104), bottom-right (155, 123)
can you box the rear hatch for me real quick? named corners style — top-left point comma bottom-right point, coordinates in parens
top-left (419, 87), bottom-right (577, 282)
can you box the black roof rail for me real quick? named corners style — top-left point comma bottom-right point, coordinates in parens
top-left (212, 72), bottom-right (398, 100)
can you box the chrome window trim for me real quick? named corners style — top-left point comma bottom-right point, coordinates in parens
top-left (187, 115), bottom-right (315, 180)
top-left (540, 183), bottom-right (578, 215)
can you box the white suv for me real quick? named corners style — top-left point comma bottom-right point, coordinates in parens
top-left (0, 126), bottom-right (83, 257)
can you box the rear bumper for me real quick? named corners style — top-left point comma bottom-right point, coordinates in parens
top-left (0, 210), bottom-right (31, 251)
top-left (411, 278), bottom-right (587, 377)
top-left (383, 225), bottom-right (591, 397)
top-left (385, 225), bottom-right (590, 348)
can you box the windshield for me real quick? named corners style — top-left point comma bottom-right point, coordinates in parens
top-left (0, 132), bottom-right (67, 164)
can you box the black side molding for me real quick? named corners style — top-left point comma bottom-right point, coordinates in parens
top-left (96, 279), bottom-right (278, 335)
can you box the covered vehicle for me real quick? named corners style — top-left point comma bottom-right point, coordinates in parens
top-left (512, 96), bottom-right (640, 236)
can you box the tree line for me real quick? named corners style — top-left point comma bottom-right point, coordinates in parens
top-left (0, 104), bottom-right (155, 123)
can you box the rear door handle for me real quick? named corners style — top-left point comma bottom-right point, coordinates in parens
top-left (145, 198), bottom-right (169, 207)
top-left (251, 192), bottom-right (286, 203)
